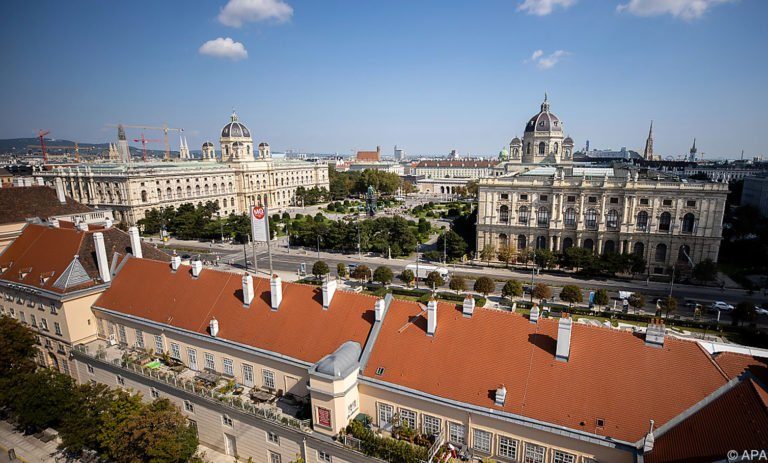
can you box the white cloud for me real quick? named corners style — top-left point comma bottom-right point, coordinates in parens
top-left (199, 37), bottom-right (248, 61)
top-left (527, 49), bottom-right (570, 70)
top-left (218, 0), bottom-right (293, 27)
top-left (517, 0), bottom-right (577, 15)
top-left (616, 0), bottom-right (735, 20)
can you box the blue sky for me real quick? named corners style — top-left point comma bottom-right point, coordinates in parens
top-left (0, 0), bottom-right (765, 159)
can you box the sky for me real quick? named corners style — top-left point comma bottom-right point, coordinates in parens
top-left (0, 0), bottom-right (766, 159)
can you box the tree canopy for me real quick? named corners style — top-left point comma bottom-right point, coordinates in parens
top-left (373, 266), bottom-right (394, 286)
top-left (502, 280), bottom-right (523, 299)
top-left (559, 285), bottom-right (583, 306)
top-left (312, 260), bottom-right (330, 278)
top-left (532, 283), bottom-right (552, 302)
top-left (425, 271), bottom-right (445, 289)
top-left (436, 230), bottom-right (468, 261)
top-left (398, 269), bottom-right (415, 287)
top-left (449, 275), bottom-right (467, 294)
top-left (473, 277), bottom-right (496, 296)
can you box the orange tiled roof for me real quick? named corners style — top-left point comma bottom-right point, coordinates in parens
top-left (0, 224), bottom-right (169, 294)
top-left (714, 351), bottom-right (768, 384)
top-left (644, 378), bottom-right (768, 463)
top-left (363, 301), bottom-right (731, 443)
top-left (93, 258), bottom-right (376, 364)
top-left (0, 186), bottom-right (92, 225)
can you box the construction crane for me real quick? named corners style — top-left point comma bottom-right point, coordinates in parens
top-left (107, 122), bottom-right (184, 160)
top-left (26, 142), bottom-right (89, 162)
top-left (133, 133), bottom-right (162, 162)
top-left (36, 130), bottom-right (51, 163)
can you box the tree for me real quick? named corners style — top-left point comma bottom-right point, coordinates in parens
top-left (559, 285), bottom-right (583, 307)
top-left (373, 266), bottom-right (394, 286)
top-left (693, 258), bottom-right (718, 283)
top-left (449, 275), bottom-right (467, 294)
top-left (502, 280), bottom-right (523, 299)
top-left (517, 248), bottom-right (533, 266)
top-left (497, 245), bottom-right (516, 268)
top-left (59, 382), bottom-right (116, 456)
top-left (563, 247), bottom-right (594, 272)
top-left (351, 264), bottom-right (371, 282)
top-left (732, 301), bottom-right (757, 327)
top-left (473, 276), bottom-right (496, 297)
top-left (436, 230), bottom-right (468, 261)
top-left (480, 244), bottom-right (496, 264)
top-left (10, 369), bottom-right (76, 432)
top-left (532, 283), bottom-right (552, 303)
top-left (336, 262), bottom-right (347, 279)
top-left (0, 316), bottom-right (37, 378)
top-left (97, 389), bottom-right (145, 462)
top-left (535, 249), bottom-right (556, 269)
top-left (660, 296), bottom-right (678, 318)
top-left (425, 271), bottom-right (445, 289)
top-left (593, 289), bottom-right (610, 309)
top-left (312, 261), bottom-right (330, 279)
top-left (398, 269), bottom-right (415, 287)
top-left (628, 293), bottom-right (646, 314)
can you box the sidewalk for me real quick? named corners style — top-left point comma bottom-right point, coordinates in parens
top-left (0, 421), bottom-right (60, 463)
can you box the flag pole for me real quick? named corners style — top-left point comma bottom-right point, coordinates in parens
top-left (264, 198), bottom-right (274, 276)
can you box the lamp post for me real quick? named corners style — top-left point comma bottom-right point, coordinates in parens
top-left (316, 235), bottom-right (321, 260)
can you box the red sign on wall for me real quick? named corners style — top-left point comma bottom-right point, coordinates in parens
top-left (317, 406), bottom-right (332, 428)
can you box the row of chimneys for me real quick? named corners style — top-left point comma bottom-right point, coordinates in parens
top-left (92, 225), bottom-right (143, 283)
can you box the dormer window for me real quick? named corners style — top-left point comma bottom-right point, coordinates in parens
top-left (19, 267), bottom-right (32, 279)
top-left (375, 367), bottom-right (385, 376)
top-left (596, 418), bottom-right (605, 428)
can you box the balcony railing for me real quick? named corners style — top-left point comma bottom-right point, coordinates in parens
top-left (73, 344), bottom-right (312, 433)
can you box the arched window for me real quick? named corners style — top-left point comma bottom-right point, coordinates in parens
top-left (513, 148), bottom-right (519, 158)
top-left (583, 239), bottom-right (594, 251)
top-left (536, 236), bottom-right (547, 249)
top-left (518, 206), bottom-right (529, 224)
top-left (140, 190), bottom-right (148, 203)
top-left (553, 142), bottom-right (559, 154)
top-left (658, 212), bottom-right (671, 231)
top-left (633, 242), bottom-right (645, 256)
top-left (177, 186), bottom-right (182, 197)
top-left (223, 198), bottom-right (228, 208)
top-left (563, 237), bottom-right (573, 250)
top-left (186, 186), bottom-right (191, 196)
top-left (538, 142), bottom-right (546, 155)
top-left (655, 243), bottom-right (667, 262)
top-left (204, 184), bottom-right (210, 195)
top-left (585, 209), bottom-right (598, 229)
top-left (603, 240), bottom-right (616, 254)
top-left (606, 210), bottom-right (619, 230)
top-left (564, 208), bottom-right (576, 226)
top-left (195, 185), bottom-right (201, 196)
top-left (636, 211), bottom-right (649, 229)
top-left (526, 143), bottom-right (531, 155)
top-left (499, 205), bottom-right (509, 223)
top-left (213, 184), bottom-right (218, 194)
top-left (517, 235), bottom-right (527, 250)
top-left (166, 187), bottom-right (172, 199)
top-left (682, 213), bottom-right (695, 233)
top-left (678, 245), bottom-right (691, 263)
top-left (537, 207), bottom-right (549, 226)
top-left (499, 234), bottom-right (508, 247)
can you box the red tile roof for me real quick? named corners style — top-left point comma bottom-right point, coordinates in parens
top-left (363, 301), bottom-right (730, 443)
top-left (714, 352), bottom-right (768, 384)
top-left (94, 258), bottom-right (376, 364)
top-left (415, 160), bottom-right (497, 168)
top-left (0, 224), bottom-right (169, 294)
top-left (644, 378), bottom-right (768, 463)
top-left (0, 186), bottom-right (92, 224)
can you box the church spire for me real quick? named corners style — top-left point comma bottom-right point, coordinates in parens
top-left (643, 120), bottom-right (654, 160)
top-left (541, 92), bottom-right (550, 112)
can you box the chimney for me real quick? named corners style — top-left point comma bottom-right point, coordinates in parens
top-left (77, 222), bottom-right (89, 231)
top-left (209, 318), bottom-right (219, 337)
top-left (427, 298), bottom-right (438, 336)
top-left (645, 318), bottom-right (665, 347)
top-left (128, 226), bottom-right (142, 259)
top-left (93, 232), bottom-right (111, 283)
top-left (270, 274), bottom-right (282, 310)
top-left (374, 298), bottom-right (386, 322)
top-left (54, 177), bottom-right (66, 204)
top-left (104, 218), bottom-right (113, 229)
top-left (555, 314), bottom-right (573, 362)
top-left (191, 259), bottom-right (202, 278)
top-left (170, 252), bottom-right (181, 272)
top-left (462, 294), bottom-right (475, 317)
top-left (530, 305), bottom-right (540, 324)
top-left (495, 385), bottom-right (507, 407)
top-left (50, 218), bottom-right (60, 228)
top-left (322, 278), bottom-right (337, 309)
top-left (643, 420), bottom-right (655, 453)
top-left (242, 273), bottom-right (254, 306)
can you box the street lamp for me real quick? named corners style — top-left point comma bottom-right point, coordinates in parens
top-left (317, 235), bottom-right (322, 260)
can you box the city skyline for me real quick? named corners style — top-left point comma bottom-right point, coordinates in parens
top-left (1, 0), bottom-right (766, 159)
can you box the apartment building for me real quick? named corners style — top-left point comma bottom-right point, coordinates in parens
top-left (62, 252), bottom-right (767, 462)
top-left (0, 222), bottom-right (168, 378)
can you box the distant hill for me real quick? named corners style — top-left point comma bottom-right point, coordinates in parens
top-left (0, 138), bottom-right (183, 158)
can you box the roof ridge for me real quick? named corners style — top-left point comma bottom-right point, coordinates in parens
top-left (697, 340), bottom-right (731, 381)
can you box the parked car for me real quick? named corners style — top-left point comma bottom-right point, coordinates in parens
top-left (711, 301), bottom-right (734, 311)
top-left (755, 306), bottom-right (768, 316)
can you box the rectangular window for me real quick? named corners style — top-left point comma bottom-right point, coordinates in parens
top-left (50, 305), bottom-right (58, 315)
top-left (150, 388), bottom-right (159, 399)
top-left (448, 422), bottom-right (466, 445)
top-left (57, 343), bottom-right (65, 354)
top-left (54, 322), bottom-right (62, 336)
top-left (135, 329), bottom-right (144, 348)
top-left (267, 431), bottom-right (279, 444)
top-left (223, 358), bottom-right (234, 376)
top-left (269, 451), bottom-right (281, 463)
top-left (188, 419), bottom-right (198, 436)
top-left (519, 194), bottom-right (528, 201)
top-left (498, 436), bottom-right (518, 459)
top-left (61, 360), bottom-right (70, 375)
top-left (222, 415), bottom-right (233, 427)
top-left (87, 364), bottom-right (94, 374)
top-left (552, 450), bottom-right (576, 463)
top-left (523, 442), bottom-right (546, 463)
top-left (187, 348), bottom-right (198, 371)
top-left (40, 317), bottom-right (49, 331)
top-left (378, 403), bottom-right (394, 428)
top-left (663, 199), bottom-right (672, 206)
top-left (317, 451), bottom-right (332, 463)
top-left (117, 324), bottom-right (127, 344)
top-left (20, 311), bottom-right (27, 324)
top-left (204, 352), bottom-right (215, 371)
top-left (588, 196), bottom-right (597, 203)
top-left (170, 343), bottom-right (181, 360)
top-left (348, 399), bottom-right (358, 418)
top-left (640, 198), bottom-right (649, 205)
top-left (539, 194), bottom-right (548, 202)
top-left (262, 369), bottom-right (275, 389)
top-left (472, 428), bottom-right (492, 453)
top-left (423, 415), bottom-right (441, 436)
top-left (29, 313), bottom-right (36, 326)
top-left (155, 335), bottom-right (164, 353)
top-left (399, 408), bottom-right (417, 430)
top-left (500, 193), bottom-right (509, 200)
top-left (610, 197), bottom-right (619, 204)
top-left (243, 364), bottom-right (254, 386)
top-left (687, 200), bottom-right (696, 207)
top-left (567, 195), bottom-right (576, 202)
top-left (184, 400), bottom-right (194, 413)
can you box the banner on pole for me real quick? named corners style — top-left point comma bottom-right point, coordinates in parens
top-left (251, 205), bottom-right (268, 242)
